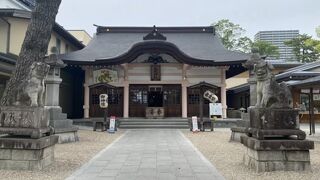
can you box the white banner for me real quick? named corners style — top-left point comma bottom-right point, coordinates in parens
top-left (108, 116), bottom-right (116, 133)
top-left (210, 103), bottom-right (223, 116)
top-left (93, 69), bottom-right (118, 83)
top-left (192, 116), bottom-right (199, 132)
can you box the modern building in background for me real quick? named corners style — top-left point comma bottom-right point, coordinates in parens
top-left (254, 30), bottom-right (299, 61)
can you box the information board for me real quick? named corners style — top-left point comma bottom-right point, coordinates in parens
top-left (209, 103), bottom-right (223, 116)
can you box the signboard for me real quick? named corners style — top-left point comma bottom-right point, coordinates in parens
top-left (93, 69), bottom-right (118, 84)
top-left (150, 64), bottom-right (161, 81)
top-left (203, 90), bottom-right (218, 103)
top-left (99, 94), bottom-right (108, 108)
top-left (210, 103), bottom-right (223, 116)
top-left (108, 116), bottom-right (116, 133)
top-left (192, 116), bottom-right (199, 132)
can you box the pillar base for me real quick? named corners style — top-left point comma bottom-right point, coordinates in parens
top-left (0, 135), bottom-right (58, 170)
top-left (241, 136), bottom-right (314, 172)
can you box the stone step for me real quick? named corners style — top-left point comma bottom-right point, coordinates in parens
top-left (60, 113), bottom-right (67, 120)
top-left (118, 118), bottom-right (189, 129)
top-left (119, 124), bottom-right (189, 129)
top-left (120, 121), bottom-right (188, 125)
top-left (50, 119), bottom-right (73, 129)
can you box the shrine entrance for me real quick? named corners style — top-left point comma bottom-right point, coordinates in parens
top-left (129, 84), bottom-right (181, 117)
top-left (89, 83), bottom-right (123, 118)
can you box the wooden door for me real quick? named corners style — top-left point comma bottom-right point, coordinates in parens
top-left (129, 85), bottom-right (148, 117)
top-left (187, 87), bottom-right (220, 117)
top-left (163, 85), bottom-right (181, 117)
top-left (89, 85), bottom-right (123, 117)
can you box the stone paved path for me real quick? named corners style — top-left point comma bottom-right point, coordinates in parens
top-left (66, 129), bottom-right (224, 180)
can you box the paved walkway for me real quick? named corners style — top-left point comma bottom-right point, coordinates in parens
top-left (67, 129), bottom-right (224, 180)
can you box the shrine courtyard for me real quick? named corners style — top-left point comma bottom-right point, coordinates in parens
top-left (0, 126), bottom-right (319, 180)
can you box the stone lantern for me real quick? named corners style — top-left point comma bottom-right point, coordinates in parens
top-left (45, 54), bottom-right (78, 143)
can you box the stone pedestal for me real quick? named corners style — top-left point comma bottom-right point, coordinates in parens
top-left (0, 106), bottom-right (52, 138)
top-left (241, 136), bottom-right (314, 172)
top-left (247, 107), bottom-right (306, 140)
top-left (0, 135), bottom-right (58, 170)
top-left (45, 55), bottom-right (78, 143)
top-left (230, 113), bottom-right (250, 142)
top-left (47, 107), bottom-right (78, 143)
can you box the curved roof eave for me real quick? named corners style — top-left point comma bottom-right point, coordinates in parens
top-left (62, 40), bottom-right (248, 66)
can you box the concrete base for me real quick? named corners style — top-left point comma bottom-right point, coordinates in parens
top-left (241, 136), bottom-right (314, 172)
top-left (54, 128), bottom-right (79, 144)
top-left (47, 107), bottom-right (79, 143)
top-left (230, 127), bottom-right (247, 142)
top-left (0, 135), bottom-right (58, 170)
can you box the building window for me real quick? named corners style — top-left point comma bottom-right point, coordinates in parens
top-left (130, 89), bottom-right (148, 104)
top-left (91, 94), bottom-right (99, 105)
top-left (188, 94), bottom-right (199, 104)
top-left (56, 38), bottom-right (61, 54)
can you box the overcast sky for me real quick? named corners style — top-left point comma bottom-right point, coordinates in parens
top-left (56, 0), bottom-right (319, 39)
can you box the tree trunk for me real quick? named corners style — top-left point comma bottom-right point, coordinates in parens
top-left (1, 0), bottom-right (62, 106)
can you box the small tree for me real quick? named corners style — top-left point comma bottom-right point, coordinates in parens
top-left (316, 26), bottom-right (320, 38)
top-left (251, 40), bottom-right (279, 59)
top-left (213, 19), bottom-right (252, 53)
top-left (284, 34), bottom-right (320, 63)
top-left (1, 0), bottom-right (62, 105)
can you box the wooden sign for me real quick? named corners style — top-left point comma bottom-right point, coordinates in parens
top-left (150, 64), bottom-right (161, 81)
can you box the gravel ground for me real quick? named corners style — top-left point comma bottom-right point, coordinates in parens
top-left (183, 129), bottom-right (320, 180)
top-left (0, 129), bottom-right (124, 180)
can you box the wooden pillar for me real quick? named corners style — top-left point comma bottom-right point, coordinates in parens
top-left (83, 67), bottom-right (90, 119)
top-left (199, 86), bottom-right (204, 122)
top-left (182, 84), bottom-right (187, 118)
top-left (182, 64), bottom-right (189, 118)
top-left (309, 88), bottom-right (315, 135)
top-left (220, 67), bottom-right (227, 118)
top-left (122, 64), bottom-right (129, 118)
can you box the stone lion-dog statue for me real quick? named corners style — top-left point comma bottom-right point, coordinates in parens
top-left (254, 61), bottom-right (292, 108)
top-left (14, 62), bottom-right (50, 107)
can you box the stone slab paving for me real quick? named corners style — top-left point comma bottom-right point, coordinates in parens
top-left (66, 129), bottom-right (224, 180)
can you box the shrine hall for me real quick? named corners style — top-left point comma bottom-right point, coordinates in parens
top-left (60, 26), bottom-right (249, 119)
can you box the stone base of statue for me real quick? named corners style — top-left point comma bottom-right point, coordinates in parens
top-left (0, 135), bottom-right (58, 170)
top-left (241, 135), bottom-right (314, 172)
top-left (246, 107), bottom-right (306, 140)
top-left (230, 112), bottom-right (250, 142)
top-left (0, 106), bottom-right (53, 138)
top-left (47, 107), bottom-right (78, 143)
top-left (0, 106), bottom-right (58, 170)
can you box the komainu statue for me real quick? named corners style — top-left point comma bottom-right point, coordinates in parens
top-left (13, 62), bottom-right (50, 107)
top-left (246, 58), bottom-right (306, 140)
top-left (254, 61), bottom-right (292, 108)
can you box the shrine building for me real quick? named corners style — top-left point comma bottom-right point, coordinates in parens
top-left (60, 26), bottom-right (249, 119)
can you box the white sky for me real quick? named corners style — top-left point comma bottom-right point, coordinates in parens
top-left (56, 0), bottom-right (320, 39)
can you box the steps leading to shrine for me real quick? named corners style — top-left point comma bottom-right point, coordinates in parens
top-left (118, 118), bottom-right (189, 129)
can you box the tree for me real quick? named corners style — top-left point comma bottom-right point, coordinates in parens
top-left (284, 34), bottom-right (320, 63)
top-left (1, 0), bottom-right (62, 105)
top-left (316, 26), bottom-right (320, 38)
top-left (251, 40), bottom-right (279, 58)
top-left (213, 19), bottom-right (252, 53)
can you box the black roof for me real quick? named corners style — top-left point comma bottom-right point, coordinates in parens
top-left (290, 76), bottom-right (320, 87)
top-left (60, 26), bottom-right (249, 66)
top-left (228, 61), bottom-right (320, 93)
top-left (0, 52), bottom-right (17, 65)
top-left (0, 9), bottom-right (85, 50)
